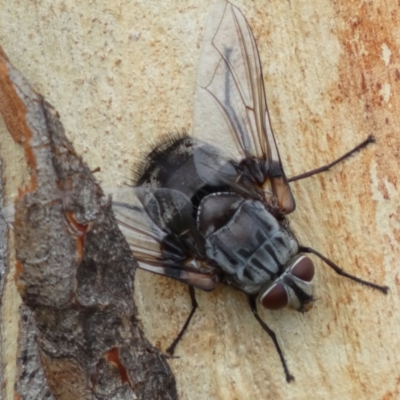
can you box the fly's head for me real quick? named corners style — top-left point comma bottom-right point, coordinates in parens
top-left (259, 254), bottom-right (315, 313)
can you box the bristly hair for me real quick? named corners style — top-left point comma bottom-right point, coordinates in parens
top-left (132, 130), bottom-right (193, 187)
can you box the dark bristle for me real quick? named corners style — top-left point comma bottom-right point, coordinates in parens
top-left (133, 130), bottom-right (192, 186)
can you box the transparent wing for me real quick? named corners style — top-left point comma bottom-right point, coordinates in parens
top-left (193, 0), bottom-right (295, 214)
top-left (112, 187), bottom-right (170, 264)
top-left (110, 187), bottom-right (218, 291)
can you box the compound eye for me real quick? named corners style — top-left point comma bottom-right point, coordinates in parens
top-left (291, 256), bottom-right (314, 282)
top-left (260, 283), bottom-right (288, 310)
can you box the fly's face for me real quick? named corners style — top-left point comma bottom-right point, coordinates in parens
top-left (260, 254), bottom-right (315, 312)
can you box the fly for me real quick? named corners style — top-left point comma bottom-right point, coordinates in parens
top-left (111, 0), bottom-right (388, 382)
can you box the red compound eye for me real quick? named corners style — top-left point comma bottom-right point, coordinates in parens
top-left (260, 283), bottom-right (288, 310)
top-left (291, 256), bottom-right (314, 282)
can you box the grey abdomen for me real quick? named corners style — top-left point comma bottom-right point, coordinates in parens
top-left (204, 200), bottom-right (298, 294)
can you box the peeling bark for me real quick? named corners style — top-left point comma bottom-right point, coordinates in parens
top-left (15, 305), bottom-right (53, 400)
top-left (0, 160), bottom-right (7, 400)
top-left (0, 48), bottom-right (177, 399)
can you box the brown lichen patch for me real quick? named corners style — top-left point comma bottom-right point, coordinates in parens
top-left (104, 347), bottom-right (131, 387)
top-left (0, 48), bottom-right (29, 144)
top-left (0, 49), bottom-right (37, 192)
top-left (381, 375), bottom-right (400, 400)
top-left (331, 2), bottom-right (400, 195)
top-left (65, 210), bottom-right (88, 262)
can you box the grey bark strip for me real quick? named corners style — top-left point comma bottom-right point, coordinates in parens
top-left (15, 305), bottom-right (54, 400)
top-left (0, 160), bottom-right (6, 400)
top-left (0, 46), bottom-right (177, 400)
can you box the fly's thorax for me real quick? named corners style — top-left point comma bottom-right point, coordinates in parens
top-left (135, 134), bottom-right (205, 199)
top-left (259, 254), bottom-right (315, 312)
top-left (197, 194), bottom-right (299, 294)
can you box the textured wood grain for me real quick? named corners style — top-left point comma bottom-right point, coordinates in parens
top-left (0, 0), bottom-right (399, 399)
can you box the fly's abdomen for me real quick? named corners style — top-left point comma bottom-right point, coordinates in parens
top-left (199, 197), bottom-right (298, 294)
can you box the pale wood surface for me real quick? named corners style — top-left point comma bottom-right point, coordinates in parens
top-left (0, 1), bottom-right (399, 399)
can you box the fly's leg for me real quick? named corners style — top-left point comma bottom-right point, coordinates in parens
top-left (248, 295), bottom-right (295, 383)
top-left (288, 135), bottom-right (374, 182)
top-left (299, 246), bottom-right (389, 293)
top-left (166, 285), bottom-right (198, 355)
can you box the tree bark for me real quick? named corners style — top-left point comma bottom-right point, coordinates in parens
top-left (0, 1), bottom-right (399, 399)
top-left (0, 47), bottom-right (177, 399)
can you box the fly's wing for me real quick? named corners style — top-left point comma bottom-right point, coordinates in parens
top-left (111, 187), bottom-right (218, 291)
top-left (193, 0), bottom-right (295, 214)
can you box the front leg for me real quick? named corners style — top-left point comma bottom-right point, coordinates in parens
top-left (288, 135), bottom-right (374, 182)
top-left (299, 246), bottom-right (388, 293)
top-left (248, 295), bottom-right (295, 383)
